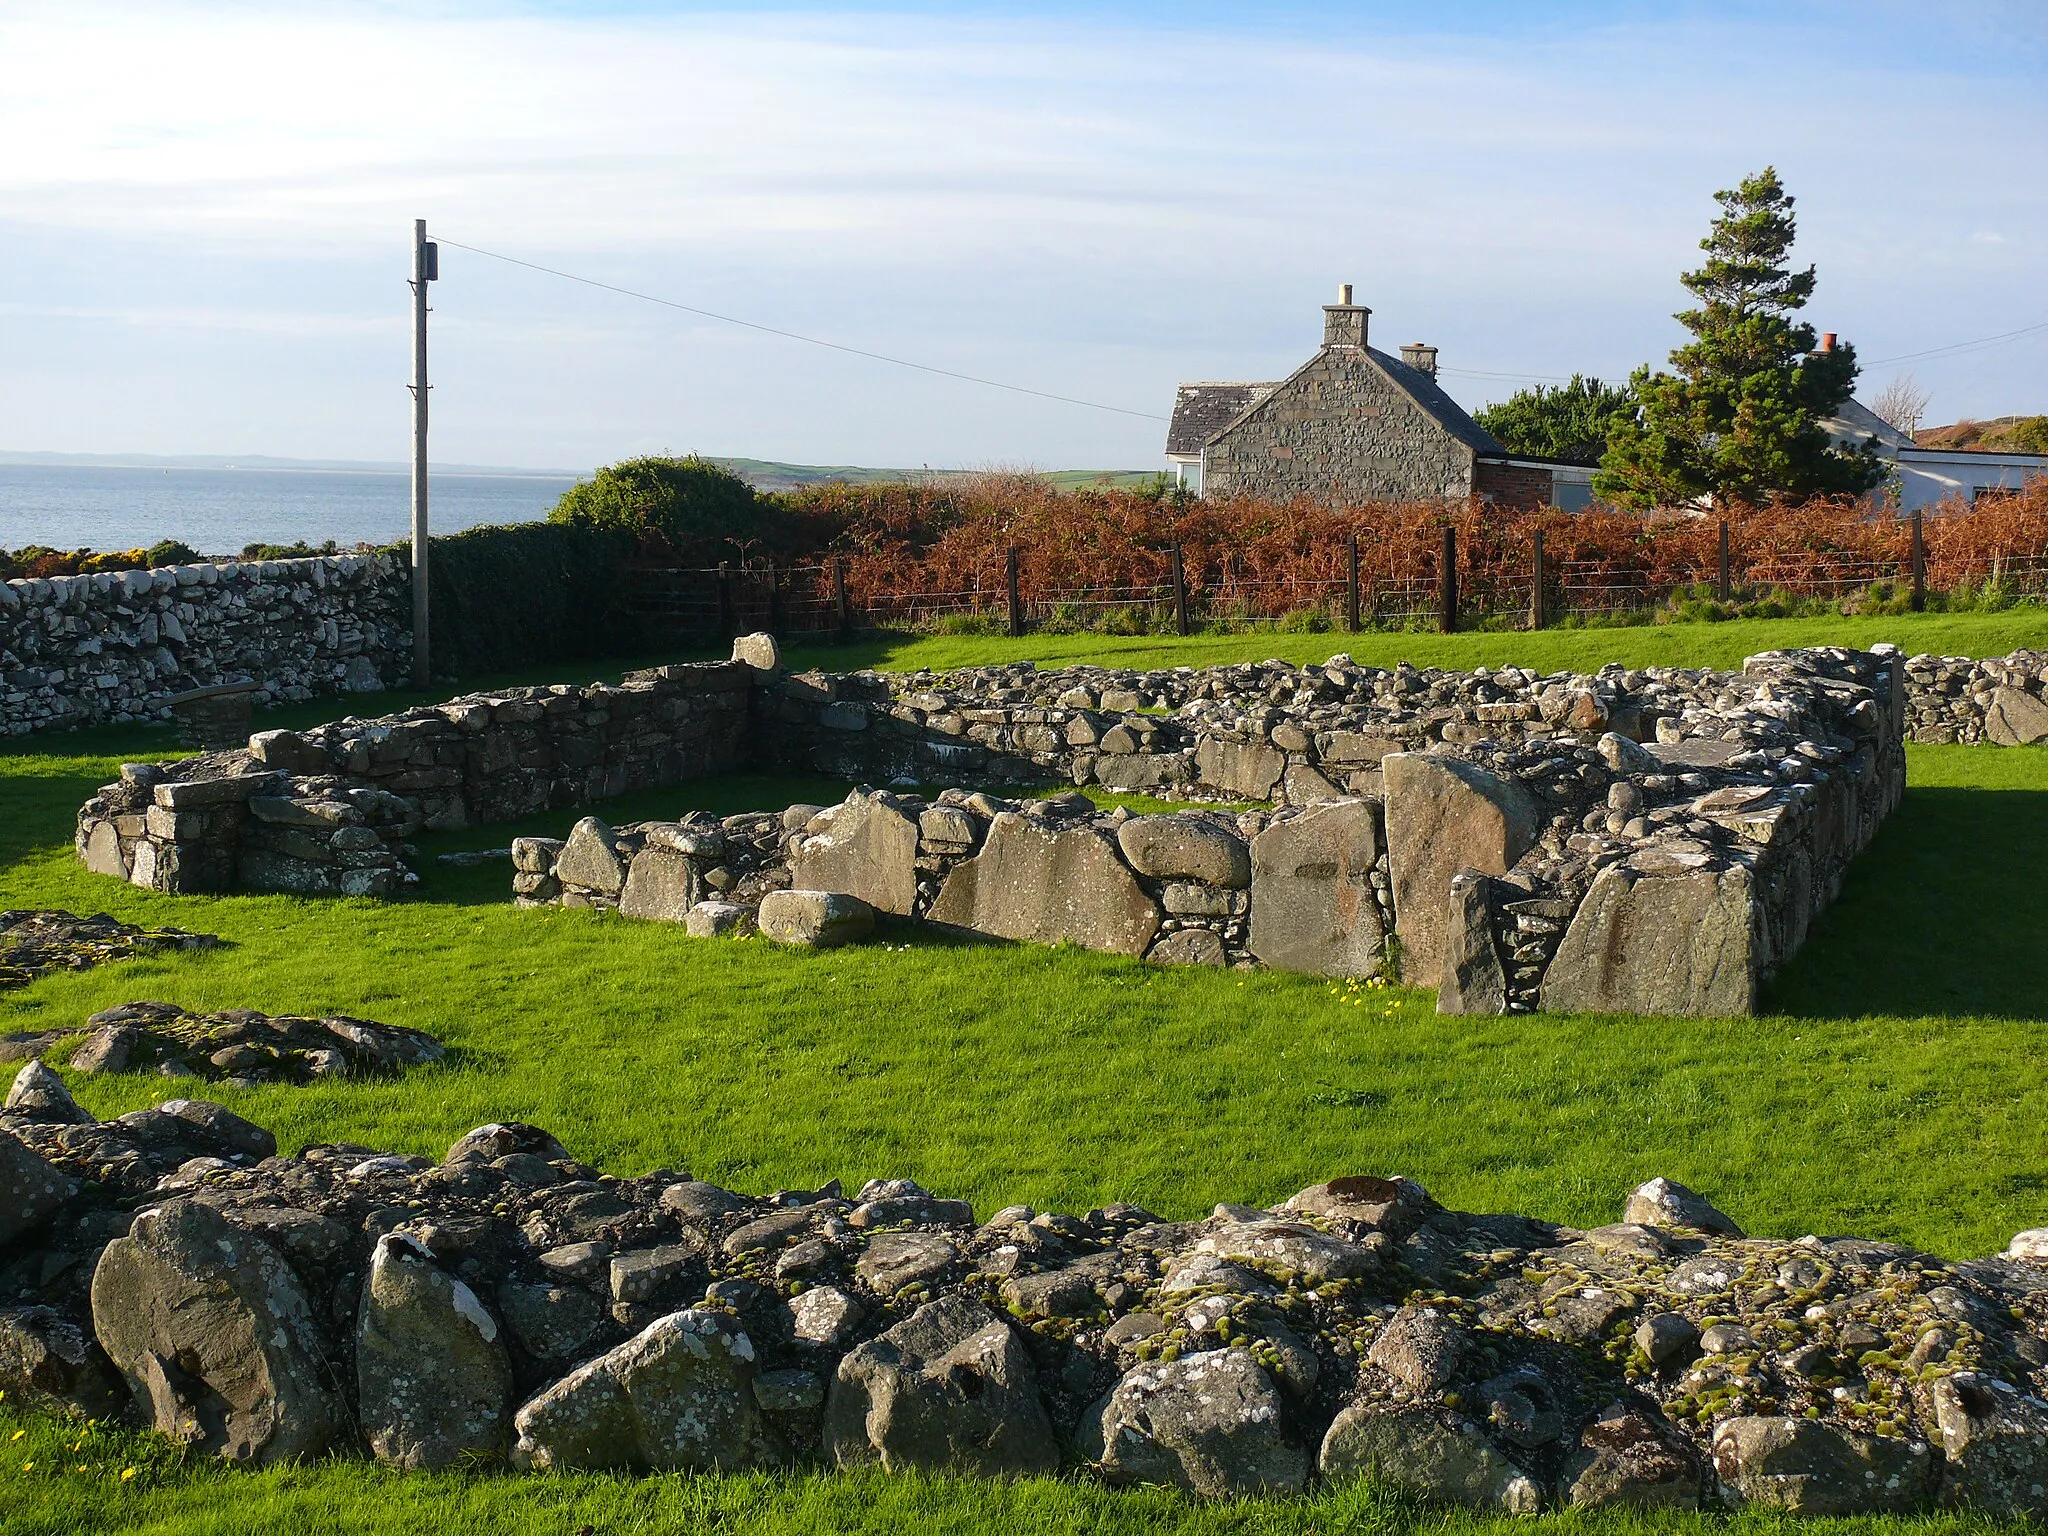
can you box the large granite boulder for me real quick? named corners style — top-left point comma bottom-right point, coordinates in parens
top-left (1, 1130), bottom-right (75, 1247)
top-left (928, 813), bottom-right (1160, 956)
top-left (1541, 864), bottom-right (1759, 1016)
top-left (1247, 799), bottom-right (1385, 976)
top-left (1931, 1372), bottom-right (2048, 1517)
top-left (789, 794), bottom-right (921, 916)
top-left (1320, 1404), bottom-right (1541, 1512)
top-left (89, 1199), bottom-right (346, 1465)
top-left (0, 1305), bottom-right (125, 1417)
top-left (1985, 687), bottom-right (2048, 747)
top-left (757, 890), bottom-right (877, 948)
top-left (554, 816), bottom-right (626, 896)
top-left (356, 1233), bottom-right (514, 1468)
top-left (1382, 753), bottom-right (1539, 988)
top-left (824, 1296), bottom-right (1057, 1476)
top-left (1081, 1347), bottom-right (1308, 1497)
top-left (1711, 1415), bottom-right (1936, 1514)
top-left (1563, 1401), bottom-right (1703, 1509)
top-left (1194, 736), bottom-right (1285, 800)
top-left (618, 850), bottom-right (700, 923)
top-left (511, 1308), bottom-right (780, 1472)
top-left (1115, 815), bottom-right (1250, 888)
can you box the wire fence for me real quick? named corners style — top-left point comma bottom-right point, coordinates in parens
top-left (623, 524), bottom-right (2048, 642)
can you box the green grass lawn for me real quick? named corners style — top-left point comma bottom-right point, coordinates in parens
top-left (5, 615), bottom-right (2048, 1534)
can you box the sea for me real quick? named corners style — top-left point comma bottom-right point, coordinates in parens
top-left (0, 463), bottom-right (584, 558)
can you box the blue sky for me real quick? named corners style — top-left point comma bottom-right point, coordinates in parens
top-left (0, 0), bottom-right (2041, 471)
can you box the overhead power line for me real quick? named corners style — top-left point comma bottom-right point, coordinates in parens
top-left (1863, 317), bottom-right (2048, 368)
top-left (435, 236), bottom-right (1168, 422)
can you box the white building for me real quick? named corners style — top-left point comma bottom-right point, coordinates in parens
top-left (1824, 397), bottom-right (2047, 513)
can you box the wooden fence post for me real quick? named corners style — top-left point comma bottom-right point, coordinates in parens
top-left (765, 559), bottom-right (782, 635)
top-left (1170, 541), bottom-right (1191, 636)
top-left (1345, 532), bottom-right (1361, 633)
top-left (1440, 524), bottom-right (1458, 633)
top-left (1716, 520), bottom-right (1731, 603)
top-left (834, 556), bottom-right (852, 640)
top-left (717, 562), bottom-right (735, 637)
top-left (1530, 529), bottom-right (1546, 630)
top-left (1910, 510), bottom-right (1926, 612)
top-left (1005, 546), bottom-right (1023, 638)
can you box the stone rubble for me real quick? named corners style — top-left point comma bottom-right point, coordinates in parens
top-left (7, 1083), bottom-right (2048, 1514)
top-left (0, 910), bottom-right (219, 995)
top-left (31, 1001), bottom-right (445, 1088)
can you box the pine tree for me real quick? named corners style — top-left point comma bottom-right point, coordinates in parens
top-left (1595, 168), bottom-right (1883, 509)
top-left (1475, 375), bottom-right (1635, 466)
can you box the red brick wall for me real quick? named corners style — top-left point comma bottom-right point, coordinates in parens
top-left (1473, 460), bottom-right (1556, 509)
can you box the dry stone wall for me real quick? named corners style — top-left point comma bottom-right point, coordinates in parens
top-left (526, 643), bottom-right (1908, 1016)
top-left (72, 661), bottom-right (753, 898)
top-left (10, 1077), bottom-right (2048, 1515)
top-left (69, 637), bottom-right (2048, 1013)
top-left (2, 553), bottom-right (408, 735)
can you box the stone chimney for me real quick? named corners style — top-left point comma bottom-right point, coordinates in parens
top-left (1323, 283), bottom-right (1370, 349)
top-left (1401, 343), bottom-right (1439, 380)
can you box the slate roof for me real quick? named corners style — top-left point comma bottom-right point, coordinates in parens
top-left (1823, 397), bottom-right (1915, 453)
top-left (1166, 352), bottom-right (1506, 458)
top-left (1364, 347), bottom-right (1506, 456)
top-left (1166, 383), bottom-right (1277, 456)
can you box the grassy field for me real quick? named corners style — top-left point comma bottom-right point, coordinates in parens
top-left (4, 612), bottom-right (2048, 1534)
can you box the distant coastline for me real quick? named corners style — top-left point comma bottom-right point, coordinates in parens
top-left (0, 451), bottom-right (1159, 494)
top-left (0, 450), bottom-right (583, 479)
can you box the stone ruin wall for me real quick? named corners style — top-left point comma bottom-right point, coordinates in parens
top-left (12, 1071), bottom-right (2048, 1516)
top-left (2, 553), bottom-right (410, 735)
top-left (521, 644), bottom-right (1909, 1017)
top-left (65, 641), bottom-right (2048, 1013)
top-left (72, 660), bottom-right (757, 899)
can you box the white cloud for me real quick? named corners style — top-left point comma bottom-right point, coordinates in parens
top-left (0, 1), bottom-right (2040, 465)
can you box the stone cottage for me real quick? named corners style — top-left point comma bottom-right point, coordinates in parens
top-left (1166, 287), bottom-right (1592, 509)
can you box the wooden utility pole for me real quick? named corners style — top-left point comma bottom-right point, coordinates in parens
top-left (1530, 529), bottom-right (1546, 630)
top-left (1005, 547), bottom-right (1023, 637)
top-left (409, 219), bottom-right (438, 690)
top-left (1716, 520), bottom-right (1731, 603)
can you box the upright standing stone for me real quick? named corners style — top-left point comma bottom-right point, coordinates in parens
top-left (1437, 869), bottom-right (1507, 1015)
top-left (928, 813), bottom-right (1160, 956)
top-left (356, 1233), bottom-right (514, 1468)
top-left (1081, 1348), bottom-right (1308, 1497)
top-left (511, 1308), bottom-right (780, 1472)
top-left (789, 795), bottom-right (922, 916)
top-left (89, 1200), bottom-right (345, 1465)
top-left (1383, 754), bottom-right (1539, 988)
top-left (1542, 864), bottom-right (1759, 1017)
top-left (1247, 798), bottom-right (1385, 976)
top-left (825, 1296), bottom-right (1058, 1476)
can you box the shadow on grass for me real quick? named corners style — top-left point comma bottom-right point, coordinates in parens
top-left (405, 771), bottom-right (857, 906)
top-left (1766, 784), bottom-right (2048, 1021)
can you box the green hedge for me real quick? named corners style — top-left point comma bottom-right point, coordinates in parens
top-left (416, 520), bottom-right (642, 677)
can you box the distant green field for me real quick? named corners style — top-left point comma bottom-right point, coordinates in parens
top-left (5, 614), bottom-right (2047, 1534)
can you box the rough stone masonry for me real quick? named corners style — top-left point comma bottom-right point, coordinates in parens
top-left (9, 1071), bottom-right (2048, 1515)
top-left (69, 638), bottom-right (2048, 1014)
top-left (3, 552), bottom-right (408, 735)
